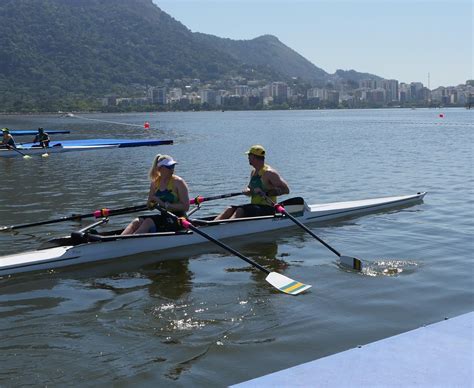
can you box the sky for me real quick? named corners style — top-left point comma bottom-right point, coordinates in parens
top-left (155, 0), bottom-right (473, 89)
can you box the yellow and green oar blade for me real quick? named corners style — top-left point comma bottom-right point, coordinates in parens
top-left (166, 211), bottom-right (312, 296)
top-left (339, 255), bottom-right (363, 271)
top-left (265, 272), bottom-right (312, 295)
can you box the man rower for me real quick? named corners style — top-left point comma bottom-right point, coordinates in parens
top-left (215, 145), bottom-right (290, 220)
top-left (33, 128), bottom-right (50, 147)
top-left (1, 128), bottom-right (16, 149)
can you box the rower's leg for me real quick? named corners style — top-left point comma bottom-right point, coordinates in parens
top-left (214, 206), bottom-right (235, 220)
top-left (121, 218), bottom-right (141, 235)
top-left (134, 218), bottom-right (156, 234)
top-left (231, 207), bottom-right (246, 219)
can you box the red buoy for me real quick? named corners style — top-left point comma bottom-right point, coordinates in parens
top-left (439, 113), bottom-right (444, 118)
top-left (144, 121), bottom-right (150, 129)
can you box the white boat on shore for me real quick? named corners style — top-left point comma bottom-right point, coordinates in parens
top-left (0, 192), bottom-right (426, 277)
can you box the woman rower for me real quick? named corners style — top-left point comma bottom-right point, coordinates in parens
top-left (121, 154), bottom-right (190, 235)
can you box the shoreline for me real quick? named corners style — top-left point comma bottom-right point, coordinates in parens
top-left (0, 105), bottom-right (464, 116)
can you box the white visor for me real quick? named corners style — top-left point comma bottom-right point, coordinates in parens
top-left (157, 157), bottom-right (177, 167)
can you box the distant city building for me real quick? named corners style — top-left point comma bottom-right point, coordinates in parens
top-left (168, 87), bottom-right (183, 102)
top-left (149, 86), bottom-right (167, 104)
top-left (359, 79), bottom-right (379, 89)
top-left (307, 88), bottom-right (326, 100)
top-left (99, 75), bottom-right (471, 111)
top-left (199, 89), bottom-right (217, 105)
top-left (234, 85), bottom-right (250, 97)
top-left (380, 79), bottom-right (399, 102)
top-left (271, 82), bottom-right (288, 103)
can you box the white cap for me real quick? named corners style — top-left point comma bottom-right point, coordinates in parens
top-left (157, 157), bottom-right (177, 168)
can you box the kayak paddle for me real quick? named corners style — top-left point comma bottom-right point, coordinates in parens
top-left (266, 196), bottom-right (363, 271)
top-left (160, 207), bottom-right (311, 295)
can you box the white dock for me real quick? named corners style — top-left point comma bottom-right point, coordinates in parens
top-left (232, 311), bottom-right (473, 387)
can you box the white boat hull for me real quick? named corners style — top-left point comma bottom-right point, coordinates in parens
top-left (0, 192), bottom-right (426, 276)
top-left (0, 144), bottom-right (118, 158)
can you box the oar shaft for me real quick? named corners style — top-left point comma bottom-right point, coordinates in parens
top-left (7, 145), bottom-right (28, 157)
top-left (1, 204), bottom-right (148, 231)
top-left (161, 207), bottom-right (269, 274)
top-left (2, 214), bottom-right (91, 230)
top-left (157, 205), bottom-right (311, 294)
top-left (190, 192), bottom-right (244, 205)
top-left (181, 218), bottom-right (270, 274)
top-left (275, 204), bottom-right (341, 257)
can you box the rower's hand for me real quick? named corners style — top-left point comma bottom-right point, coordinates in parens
top-left (242, 187), bottom-right (252, 196)
top-left (253, 188), bottom-right (265, 197)
top-left (155, 198), bottom-right (166, 208)
top-left (147, 200), bottom-right (157, 210)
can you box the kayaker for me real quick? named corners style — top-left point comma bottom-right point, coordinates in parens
top-left (33, 127), bottom-right (50, 147)
top-left (121, 154), bottom-right (190, 234)
top-left (1, 128), bottom-right (16, 148)
top-left (215, 145), bottom-right (290, 220)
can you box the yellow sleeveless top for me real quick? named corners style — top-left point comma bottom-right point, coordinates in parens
top-left (249, 164), bottom-right (276, 205)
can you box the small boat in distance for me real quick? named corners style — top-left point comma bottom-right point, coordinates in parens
top-left (0, 192), bottom-right (426, 276)
top-left (10, 130), bottom-right (71, 136)
top-left (0, 138), bottom-right (173, 158)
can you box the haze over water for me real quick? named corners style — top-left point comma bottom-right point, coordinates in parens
top-left (0, 108), bottom-right (472, 386)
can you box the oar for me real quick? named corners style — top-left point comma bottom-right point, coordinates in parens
top-left (6, 145), bottom-right (31, 159)
top-left (159, 206), bottom-right (311, 295)
top-left (0, 204), bottom-right (149, 232)
top-left (190, 192), bottom-right (244, 205)
top-left (40, 141), bottom-right (49, 158)
top-left (0, 193), bottom-right (243, 232)
top-left (266, 196), bottom-right (363, 271)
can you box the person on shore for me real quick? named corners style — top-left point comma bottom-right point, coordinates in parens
top-left (121, 154), bottom-right (190, 235)
top-left (215, 145), bottom-right (290, 220)
top-left (33, 128), bottom-right (50, 147)
top-left (1, 128), bottom-right (16, 149)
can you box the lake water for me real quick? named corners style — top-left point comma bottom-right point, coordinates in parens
top-left (0, 108), bottom-right (472, 386)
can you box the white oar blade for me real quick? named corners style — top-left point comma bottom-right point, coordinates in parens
top-left (265, 272), bottom-right (311, 295)
top-left (340, 255), bottom-right (363, 271)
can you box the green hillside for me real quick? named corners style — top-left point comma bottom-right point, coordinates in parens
top-left (0, 0), bottom-right (274, 111)
top-left (0, 0), bottom-right (379, 112)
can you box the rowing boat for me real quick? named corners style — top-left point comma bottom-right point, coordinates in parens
top-left (0, 144), bottom-right (118, 158)
top-left (20, 139), bottom-right (174, 148)
top-left (0, 192), bottom-right (426, 276)
top-left (10, 130), bottom-right (71, 136)
top-left (0, 139), bottom-right (173, 158)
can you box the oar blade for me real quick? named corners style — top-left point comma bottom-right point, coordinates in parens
top-left (265, 272), bottom-right (311, 295)
top-left (339, 255), bottom-right (363, 271)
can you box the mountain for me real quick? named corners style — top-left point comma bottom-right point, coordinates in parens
top-left (194, 33), bottom-right (330, 84)
top-left (0, 0), bottom-right (380, 111)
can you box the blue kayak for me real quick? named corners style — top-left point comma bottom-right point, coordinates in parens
top-left (21, 138), bottom-right (173, 148)
top-left (11, 130), bottom-right (71, 136)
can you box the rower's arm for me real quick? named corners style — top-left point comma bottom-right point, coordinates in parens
top-left (265, 170), bottom-right (290, 196)
top-left (146, 182), bottom-right (157, 204)
top-left (169, 178), bottom-right (190, 213)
